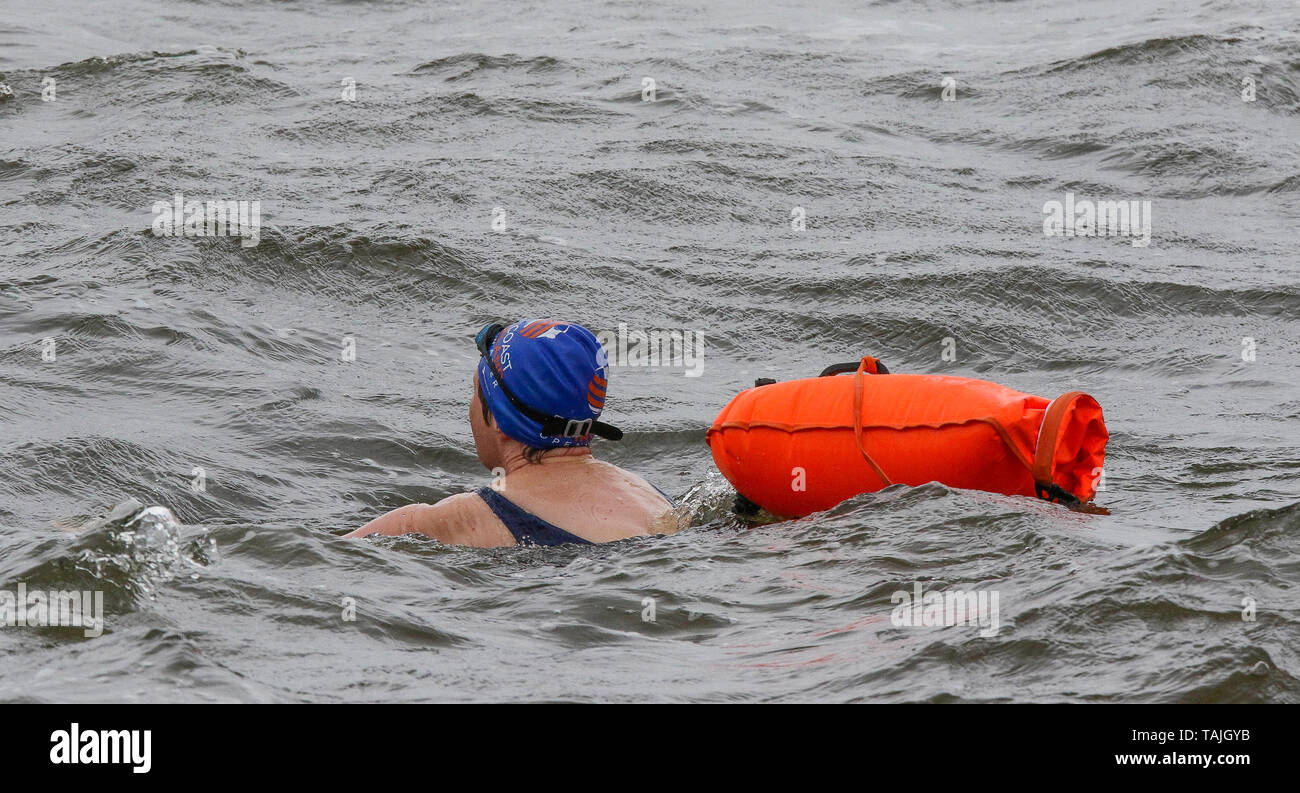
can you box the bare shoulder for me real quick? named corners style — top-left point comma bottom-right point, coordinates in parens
top-left (608, 462), bottom-right (672, 503)
top-left (589, 460), bottom-right (681, 533)
top-left (426, 491), bottom-right (517, 547)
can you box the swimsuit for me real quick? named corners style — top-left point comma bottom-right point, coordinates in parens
top-left (475, 484), bottom-right (675, 547)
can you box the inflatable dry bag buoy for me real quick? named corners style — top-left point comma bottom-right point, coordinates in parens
top-left (706, 356), bottom-right (1108, 518)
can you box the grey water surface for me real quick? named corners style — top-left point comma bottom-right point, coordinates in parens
top-left (1, 0), bottom-right (1298, 702)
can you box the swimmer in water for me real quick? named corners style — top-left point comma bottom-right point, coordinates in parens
top-left (345, 319), bottom-right (678, 546)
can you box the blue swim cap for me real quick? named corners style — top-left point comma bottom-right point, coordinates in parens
top-left (476, 319), bottom-right (613, 448)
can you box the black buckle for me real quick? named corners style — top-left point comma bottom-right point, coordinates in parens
top-left (733, 493), bottom-right (762, 517)
top-left (1035, 481), bottom-right (1081, 506)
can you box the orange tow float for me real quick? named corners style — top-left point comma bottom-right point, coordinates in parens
top-left (706, 356), bottom-right (1108, 518)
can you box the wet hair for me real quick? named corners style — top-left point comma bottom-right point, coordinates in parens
top-left (477, 378), bottom-right (551, 465)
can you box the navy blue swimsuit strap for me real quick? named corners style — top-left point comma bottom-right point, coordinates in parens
top-left (476, 487), bottom-right (592, 547)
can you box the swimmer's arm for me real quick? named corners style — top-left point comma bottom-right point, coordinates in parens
top-left (343, 503), bottom-right (435, 539)
top-left (343, 493), bottom-right (514, 547)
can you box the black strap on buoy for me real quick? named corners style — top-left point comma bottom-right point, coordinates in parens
top-left (819, 359), bottom-right (890, 376)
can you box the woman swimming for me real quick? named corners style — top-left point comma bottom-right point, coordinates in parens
top-left (345, 319), bottom-right (677, 546)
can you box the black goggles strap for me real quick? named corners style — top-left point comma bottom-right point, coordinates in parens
top-left (477, 324), bottom-right (624, 441)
